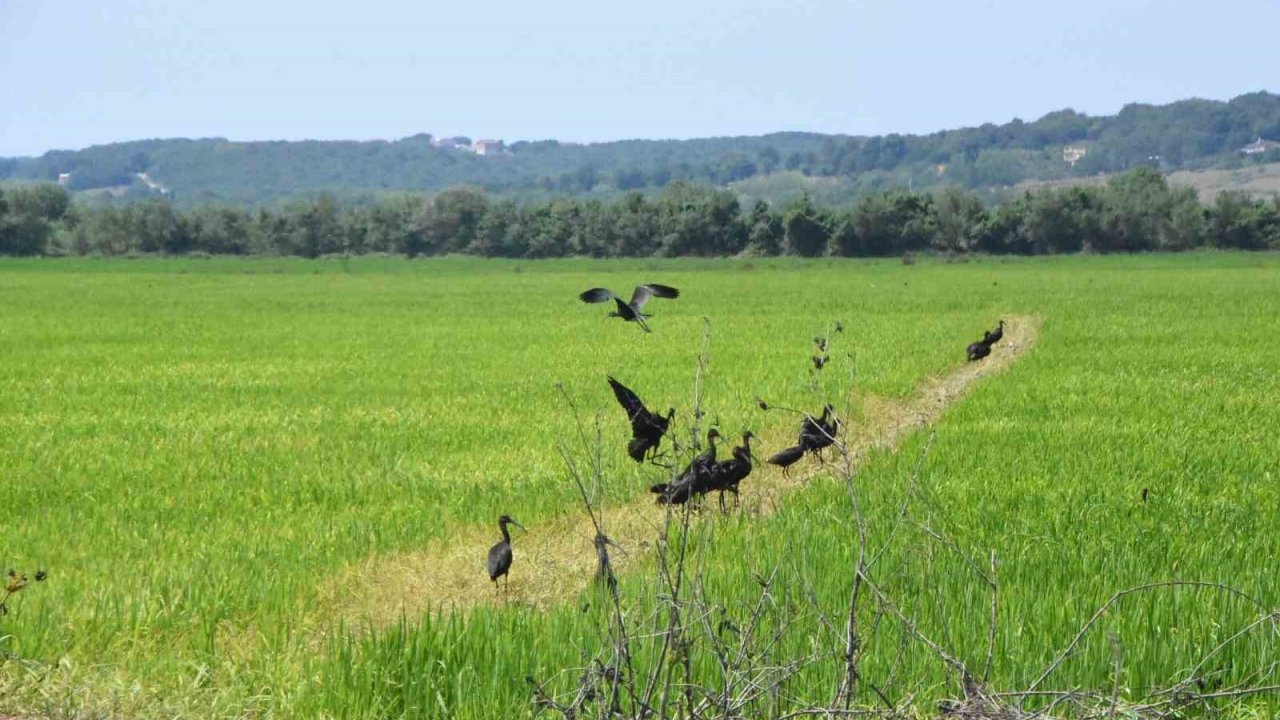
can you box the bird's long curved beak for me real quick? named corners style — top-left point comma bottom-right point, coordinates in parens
top-left (511, 520), bottom-right (528, 533)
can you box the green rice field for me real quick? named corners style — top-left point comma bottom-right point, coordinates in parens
top-left (1, 253), bottom-right (1278, 718)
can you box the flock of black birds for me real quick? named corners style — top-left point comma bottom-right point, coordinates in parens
top-left (485, 284), bottom-right (1007, 591)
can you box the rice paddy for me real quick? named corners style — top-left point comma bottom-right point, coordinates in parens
top-left (1, 253), bottom-right (1278, 719)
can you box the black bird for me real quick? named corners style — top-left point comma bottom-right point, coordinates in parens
top-left (768, 405), bottom-right (839, 476)
top-left (800, 404), bottom-right (839, 455)
top-left (982, 320), bottom-right (1005, 346)
top-left (766, 445), bottom-right (806, 477)
top-left (486, 514), bottom-right (526, 591)
top-left (813, 336), bottom-right (828, 352)
top-left (812, 354), bottom-right (828, 370)
top-left (706, 431), bottom-right (756, 511)
top-left (966, 340), bottom-right (992, 362)
top-left (607, 376), bottom-right (674, 463)
top-left (579, 283), bottom-right (680, 332)
top-left (651, 428), bottom-right (720, 505)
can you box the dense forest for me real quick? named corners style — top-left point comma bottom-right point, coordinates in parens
top-left (2, 93), bottom-right (1278, 207)
top-left (3, 168), bottom-right (1278, 258)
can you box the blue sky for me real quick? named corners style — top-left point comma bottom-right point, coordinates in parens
top-left (2, 0), bottom-right (1278, 157)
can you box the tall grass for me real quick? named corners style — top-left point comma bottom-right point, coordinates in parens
top-left (1, 253), bottom-right (1277, 717)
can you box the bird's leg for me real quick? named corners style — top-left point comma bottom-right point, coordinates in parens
top-left (647, 443), bottom-right (676, 469)
top-left (718, 491), bottom-right (726, 514)
top-left (647, 447), bottom-right (675, 470)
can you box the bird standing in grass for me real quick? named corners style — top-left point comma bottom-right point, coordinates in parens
top-left (767, 405), bottom-right (839, 476)
top-left (487, 514), bottom-right (526, 592)
top-left (801, 404), bottom-right (839, 457)
top-left (765, 444), bottom-right (806, 477)
top-left (966, 339), bottom-right (992, 362)
top-left (706, 431), bottom-right (756, 511)
top-left (982, 320), bottom-right (1005, 346)
top-left (579, 283), bottom-right (680, 332)
top-left (607, 376), bottom-right (674, 463)
top-left (651, 428), bottom-right (721, 505)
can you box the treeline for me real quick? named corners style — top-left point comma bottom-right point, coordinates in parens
top-left (3, 169), bottom-right (1279, 258)
top-left (3, 93), bottom-right (1279, 205)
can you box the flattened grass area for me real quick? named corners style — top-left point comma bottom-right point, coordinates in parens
top-left (1, 253), bottom-right (1277, 718)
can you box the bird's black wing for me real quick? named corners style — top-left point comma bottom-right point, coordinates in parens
top-left (487, 541), bottom-right (513, 580)
top-left (798, 414), bottom-right (824, 448)
top-left (767, 445), bottom-right (806, 468)
top-left (580, 287), bottom-right (618, 304)
top-left (607, 376), bottom-right (649, 429)
top-left (629, 283), bottom-right (680, 310)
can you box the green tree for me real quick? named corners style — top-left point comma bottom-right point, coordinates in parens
top-left (783, 193), bottom-right (828, 257)
top-left (286, 193), bottom-right (344, 257)
top-left (2, 184), bottom-right (71, 255)
top-left (414, 186), bottom-right (488, 254)
top-left (745, 200), bottom-right (783, 256)
top-left (930, 187), bottom-right (987, 252)
top-left (1098, 168), bottom-right (1202, 252)
top-left (188, 206), bottom-right (252, 255)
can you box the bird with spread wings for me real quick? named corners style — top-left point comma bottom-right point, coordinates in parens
top-left (578, 283), bottom-right (680, 332)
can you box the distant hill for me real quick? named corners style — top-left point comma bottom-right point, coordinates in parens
top-left (2, 91), bottom-right (1278, 206)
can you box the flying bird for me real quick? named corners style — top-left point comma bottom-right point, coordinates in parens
top-left (579, 283), bottom-right (680, 332)
top-left (486, 514), bottom-right (526, 592)
top-left (607, 376), bottom-right (674, 463)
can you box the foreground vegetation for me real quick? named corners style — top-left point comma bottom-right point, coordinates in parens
top-left (3, 167), bottom-right (1280, 259)
top-left (1, 254), bottom-right (1277, 718)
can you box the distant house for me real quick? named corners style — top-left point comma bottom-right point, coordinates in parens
top-left (473, 139), bottom-right (505, 156)
top-left (1240, 137), bottom-right (1280, 155)
top-left (57, 172), bottom-right (73, 186)
top-left (1062, 145), bottom-right (1088, 166)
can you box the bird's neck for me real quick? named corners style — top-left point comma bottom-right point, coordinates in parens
top-left (500, 522), bottom-right (511, 543)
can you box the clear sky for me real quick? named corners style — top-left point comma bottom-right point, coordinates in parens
top-left (2, 0), bottom-right (1278, 157)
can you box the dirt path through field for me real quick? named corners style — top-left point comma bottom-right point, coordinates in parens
top-left (331, 316), bottom-right (1041, 625)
